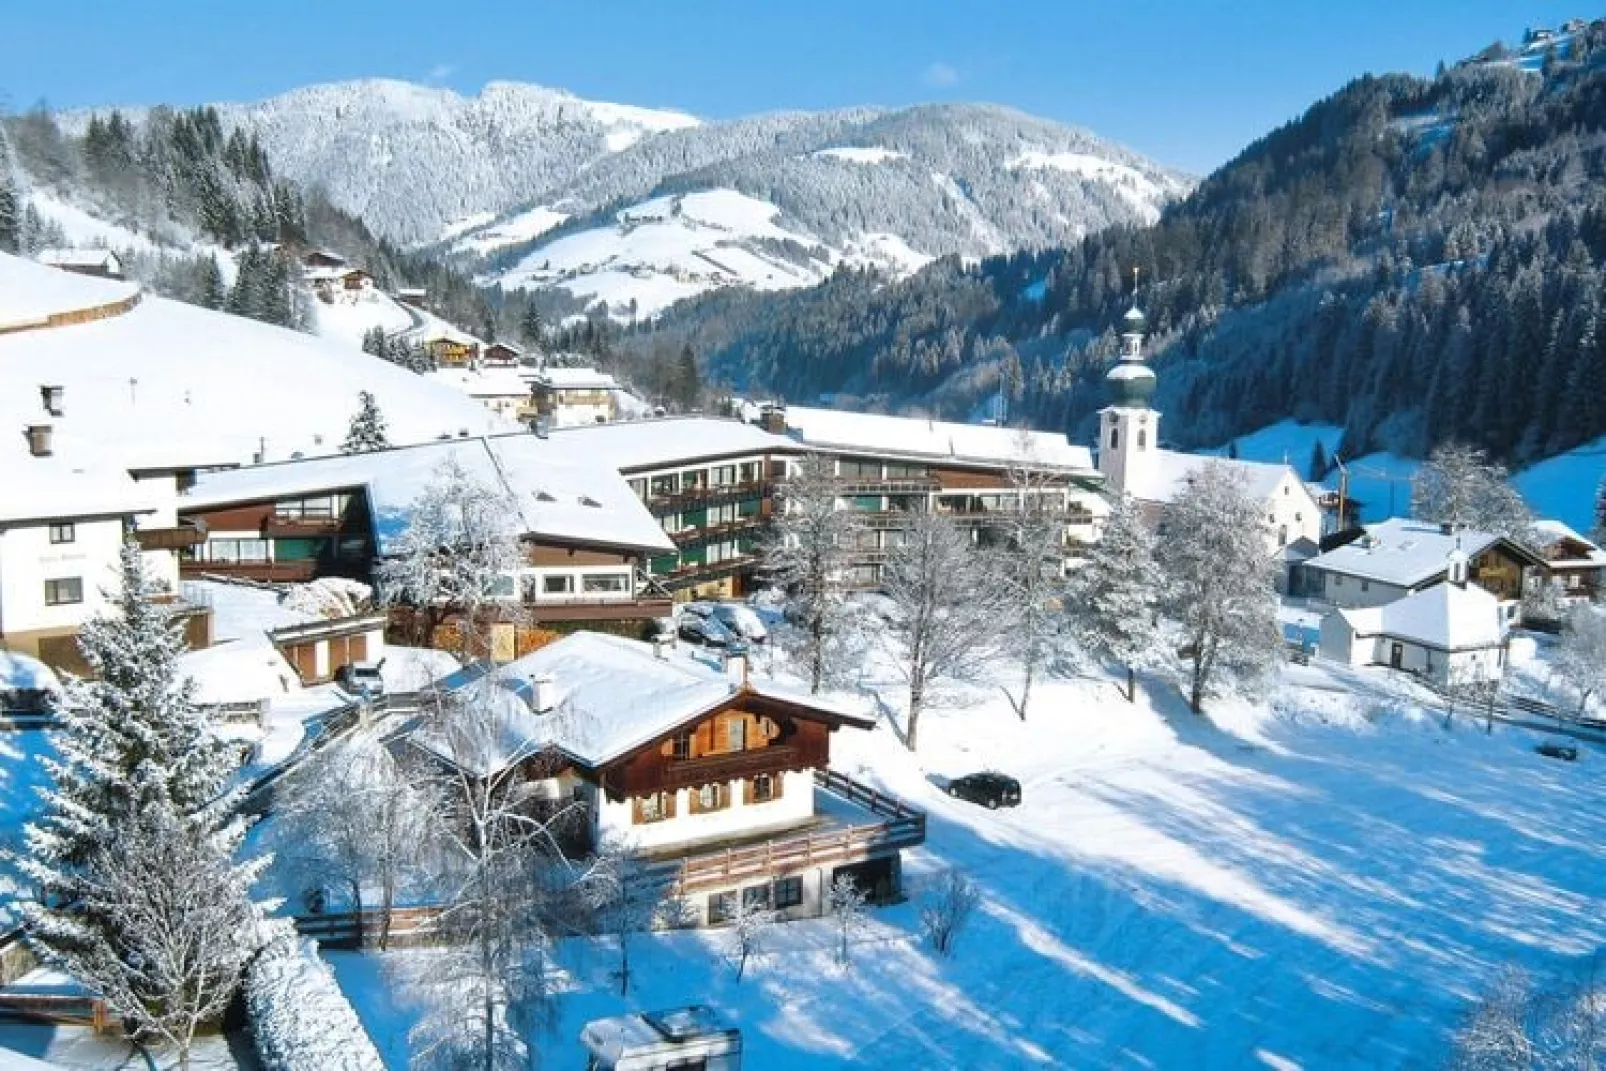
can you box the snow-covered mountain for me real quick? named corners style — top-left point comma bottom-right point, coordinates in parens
top-left (75, 81), bottom-right (1189, 318)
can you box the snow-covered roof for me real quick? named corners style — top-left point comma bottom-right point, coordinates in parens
top-left (0, 649), bottom-right (61, 693)
top-left (426, 367), bottom-right (532, 399)
top-left (183, 434), bottom-right (673, 554)
top-left (0, 413), bottom-right (160, 525)
top-left (544, 417), bottom-right (798, 472)
top-left (414, 631), bottom-right (872, 774)
top-left (1305, 518), bottom-right (1505, 588)
top-left (0, 253), bottom-right (501, 473)
top-left (531, 366), bottom-right (617, 391)
top-left (782, 406), bottom-right (1097, 473)
top-left (398, 311), bottom-right (482, 348)
top-left (1131, 450), bottom-right (1304, 505)
top-left (1529, 519), bottom-right (1606, 568)
top-left (37, 248), bottom-right (121, 271)
top-left (0, 251), bottom-right (136, 327)
top-left (1337, 581), bottom-right (1506, 651)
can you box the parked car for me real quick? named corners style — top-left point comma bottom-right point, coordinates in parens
top-left (945, 771), bottom-right (1022, 809)
top-left (1536, 740), bottom-right (1579, 762)
top-left (710, 603), bottom-right (768, 644)
top-left (335, 660), bottom-right (386, 698)
top-left (678, 611), bottom-right (737, 648)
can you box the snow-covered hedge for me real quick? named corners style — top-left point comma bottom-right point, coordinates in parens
top-left (246, 937), bottom-right (384, 1071)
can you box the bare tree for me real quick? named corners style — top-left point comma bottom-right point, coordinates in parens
top-left (726, 894), bottom-right (777, 983)
top-left (826, 872), bottom-right (868, 968)
top-left (763, 452), bottom-right (864, 693)
top-left (1412, 443), bottom-right (1534, 541)
top-left (275, 727), bottom-right (439, 950)
top-left (1552, 605), bottom-right (1606, 717)
top-left (919, 868), bottom-right (980, 958)
top-left (996, 441), bottom-right (1070, 720)
top-left (589, 838), bottom-right (666, 996)
top-left (377, 454), bottom-right (526, 659)
top-left (883, 510), bottom-right (1008, 750)
top-left (1065, 494), bottom-right (1160, 702)
top-left (1449, 960), bottom-right (1605, 1068)
top-left (1156, 463), bottom-right (1282, 715)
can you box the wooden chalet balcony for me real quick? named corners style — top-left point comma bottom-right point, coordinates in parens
top-left (181, 559), bottom-right (318, 582)
top-left (649, 769), bottom-right (927, 896)
top-left (526, 596), bottom-right (674, 623)
top-left (827, 476), bottom-right (940, 496)
top-left (669, 517), bottom-right (766, 547)
top-left (262, 516), bottom-right (343, 538)
top-left (662, 745), bottom-right (801, 791)
top-left (648, 480), bottom-right (768, 511)
top-left (133, 523), bottom-right (206, 551)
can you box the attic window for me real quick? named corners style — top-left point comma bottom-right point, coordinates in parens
top-left (579, 495), bottom-right (601, 508)
top-left (534, 491), bottom-right (557, 502)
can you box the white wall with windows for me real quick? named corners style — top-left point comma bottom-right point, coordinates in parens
top-left (0, 515), bottom-right (128, 638)
top-left (519, 565), bottom-right (635, 604)
top-left (594, 768), bottom-right (815, 851)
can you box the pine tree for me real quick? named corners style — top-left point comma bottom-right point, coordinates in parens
top-left (342, 391), bottom-right (390, 454)
top-left (1065, 495), bottom-right (1160, 702)
top-left (0, 130), bottom-right (20, 255)
top-left (674, 344), bottom-right (701, 410)
top-left (15, 542), bottom-right (268, 1068)
top-left (198, 254), bottom-right (226, 310)
top-left (519, 302), bottom-right (545, 347)
top-left (1308, 441), bottom-right (1330, 482)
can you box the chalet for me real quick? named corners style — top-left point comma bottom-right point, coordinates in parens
top-left (481, 341), bottom-right (523, 368)
top-left (1093, 306), bottom-right (1324, 554)
top-left (1, 386), bottom-right (209, 674)
top-left (527, 366), bottom-right (619, 427)
top-left (340, 268), bottom-right (374, 292)
top-left (395, 287), bottom-right (428, 309)
top-left (1303, 518), bottom-right (1545, 622)
top-left (425, 367), bottom-right (533, 422)
top-left (37, 249), bottom-right (123, 280)
top-left (1318, 554), bottom-right (1509, 686)
top-left (301, 249), bottom-right (346, 270)
top-left (546, 419), bottom-right (800, 599)
top-left (178, 434), bottom-right (677, 645)
top-left (1528, 520), bottom-right (1606, 607)
top-left (405, 324), bottom-right (482, 368)
top-left (771, 405), bottom-right (1109, 586)
top-left (411, 632), bottom-right (922, 924)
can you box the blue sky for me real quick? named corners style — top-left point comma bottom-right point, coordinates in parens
top-left (0, 1), bottom-right (1586, 173)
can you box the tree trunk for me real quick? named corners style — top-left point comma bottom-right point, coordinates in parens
top-left (906, 677), bottom-right (923, 752)
top-left (618, 932), bottom-right (631, 996)
top-left (809, 613), bottom-right (825, 695)
top-left (379, 872), bottom-right (395, 952)
top-left (1190, 657), bottom-right (1205, 715)
top-left (350, 880), bottom-right (365, 949)
top-left (1016, 659), bottom-right (1034, 722)
top-left (1125, 664), bottom-right (1137, 703)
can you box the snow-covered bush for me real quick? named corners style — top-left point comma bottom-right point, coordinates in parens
top-left (245, 937), bottom-right (384, 1071)
top-left (919, 868), bottom-right (980, 957)
top-left (279, 577), bottom-right (374, 620)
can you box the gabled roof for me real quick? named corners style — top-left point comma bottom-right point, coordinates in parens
top-left (412, 632), bottom-right (872, 776)
top-left (1530, 519), bottom-right (1606, 568)
top-left (782, 406), bottom-right (1096, 473)
top-left (530, 366), bottom-right (617, 390)
top-left (1132, 450), bottom-right (1307, 505)
top-left (1305, 518), bottom-right (1537, 588)
top-left (182, 434), bottom-right (672, 554)
top-left (1337, 580), bottom-right (1506, 651)
top-left (37, 248), bottom-right (121, 271)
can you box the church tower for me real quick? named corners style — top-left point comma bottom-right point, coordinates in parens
top-left (1097, 300), bottom-right (1160, 494)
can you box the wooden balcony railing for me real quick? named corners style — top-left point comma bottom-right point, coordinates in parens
top-left (662, 746), bottom-right (800, 790)
top-left (134, 523), bottom-right (206, 551)
top-left (263, 516), bottom-right (344, 538)
top-left (647, 480), bottom-right (768, 511)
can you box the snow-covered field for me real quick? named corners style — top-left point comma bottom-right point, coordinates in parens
top-left (311, 288), bottom-right (418, 350)
top-left (317, 632), bottom-right (1606, 1069)
top-left (1516, 437), bottom-right (1606, 535)
top-left (1205, 420), bottom-right (1342, 476)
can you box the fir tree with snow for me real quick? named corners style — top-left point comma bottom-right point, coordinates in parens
top-left (1156, 463), bottom-right (1282, 715)
top-left (15, 541), bottom-right (269, 1069)
top-left (341, 390), bottom-right (391, 453)
top-left (198, 253), bottom-right (226, 310)
top-left (1308, 440), bottom-right (1330, 482)
top-left (0, 133), bottom-right (18, 255)
top-left (1065, 494), bottom-right (1160, 702)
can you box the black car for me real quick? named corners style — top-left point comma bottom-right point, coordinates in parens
top-left (946, 772), bottom-right (1022, 809)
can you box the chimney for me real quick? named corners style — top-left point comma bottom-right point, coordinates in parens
top-left (723, 649), bottom-right (748, 688)
top-left (26, 424), bottom-right (53, 458)
top-left (1440, 521), bottom-right (1454, 536)
top-left (40, 385), bottom-right (63, 417)
top-left (653, 637), bottom-right (668, 661)
top-left (759, 405), bottom-right (787, 435)
top-left (530, 673), bottom-right (557, 714)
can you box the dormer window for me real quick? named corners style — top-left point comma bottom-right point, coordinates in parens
top-left (1137, 429), bottom-right (1147, 449)
top-left (1110, 428), bottom-right (1120, 450)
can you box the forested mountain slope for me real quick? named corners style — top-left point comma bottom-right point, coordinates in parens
top-left (625, 23), bottom-right (1606, 467)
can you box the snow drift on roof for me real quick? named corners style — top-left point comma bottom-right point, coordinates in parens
top-left (1131, 450), bottom-right (1301, 505)
top-left (1338, 581), bottom-right (1506, 651)
top-left (543, 417), bottom-right (797, 472)
top-left (782, 406), bottom-right (1096, 472)
top-left (1306, 518), bottom-right (1503, 588)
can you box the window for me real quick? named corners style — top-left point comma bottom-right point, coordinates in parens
top-left (649, 473), bottom-right (680, 498)
top-left (691, 782), bottom-right (727, 814)
top-left (581, 573), bottom-right (630, 594)
top-left (1278, 525), bottom-right (1288, 547)
top-left (1109, 428), bottom-right (1119, 449)
top-left (1360, 579), bottom-right (1370, 592)
top-left (670, 731), bottom-right (693, 760)
top-left (635, 791), bottom-right (674, 824)
top-left (749, 773), bottom-right (780, 803)
top-left (712, 464), bottom-right (737, 487)
top-left (740, 461), bottom-right (761, 484)
top-left (628, 478), bottom-right (647, 501)
top-left (44, 578), bottom-right (83, 606)
top-left (1137, 429), bottom-right (1147, 450)
top-left (205, 538), bottom-right (271, 564)
top-left (708, 891), bottom-right (737, 924)
top-left (742, 884), bottom-right (772, 911)
top-left (542, 575), bottom-right (574, 595)
top-left (48, 522), bottom-right (74, 544)
top-left (726, 717), bottom-right (747, 753)
top-left (774, 876), bottom-right (804, 910)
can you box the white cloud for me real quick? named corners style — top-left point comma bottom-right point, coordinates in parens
top-left (923, 62), bottom-right (960, 88)
top-left (426, 63), bottom-right (456, 82)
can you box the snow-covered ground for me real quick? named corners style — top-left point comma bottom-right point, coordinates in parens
top-left (1516, 437), bottom-right (1606, 535)
top-left (311, 288), bottom-right (418, 350)
top-left (1205, 420), bottom-right (1342, 476)
top-left (316, 622), bottom-right (1606, 1069)
top-left (454, 205), bottom-right (571, 256)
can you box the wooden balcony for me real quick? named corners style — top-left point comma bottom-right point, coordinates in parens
top-left (669, 517), bottom-right (766, 547)
top-left (526, 596), bottom-right (674, 623)
top-left (648, 480), bottom-right (768, 511)
top-left (263, 516), bottom-right (343, 538)
top-left (827, 477), bottom-right (940, 496)
top-left (133, 523), bottom-right (206, 551)
top-left (181, 559), bottom-right (318, 582)
top-left (661, 555), bottom-right (761, 590)
top-left (662, 746), bottom-right (801, 791)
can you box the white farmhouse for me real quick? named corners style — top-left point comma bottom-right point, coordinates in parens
top-left (526, 366), bottom-right (620, 427)
top-left (1318, 553), bottom-right (1510, 685)
top-left (409, 631), bottom-right (924, 926)
top-left (1094, 305), bottom-right (1323, 556)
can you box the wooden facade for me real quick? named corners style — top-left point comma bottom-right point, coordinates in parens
top-left (598, 692), bottom-right (840, 802)
top-left (1470, 544), bottom-right (1542, 602)
top-left (179, 489), bottom-right (372, 583)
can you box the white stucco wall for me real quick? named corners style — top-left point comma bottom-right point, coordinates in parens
top-left (1316, 570), bottom-right (1411, 610)
top-left (0, 517), bottom-right (126, 637)
top-left (595, 768), bottom-right (815, 853)
top-left (1261, 470), bottom-right (1322, 554)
